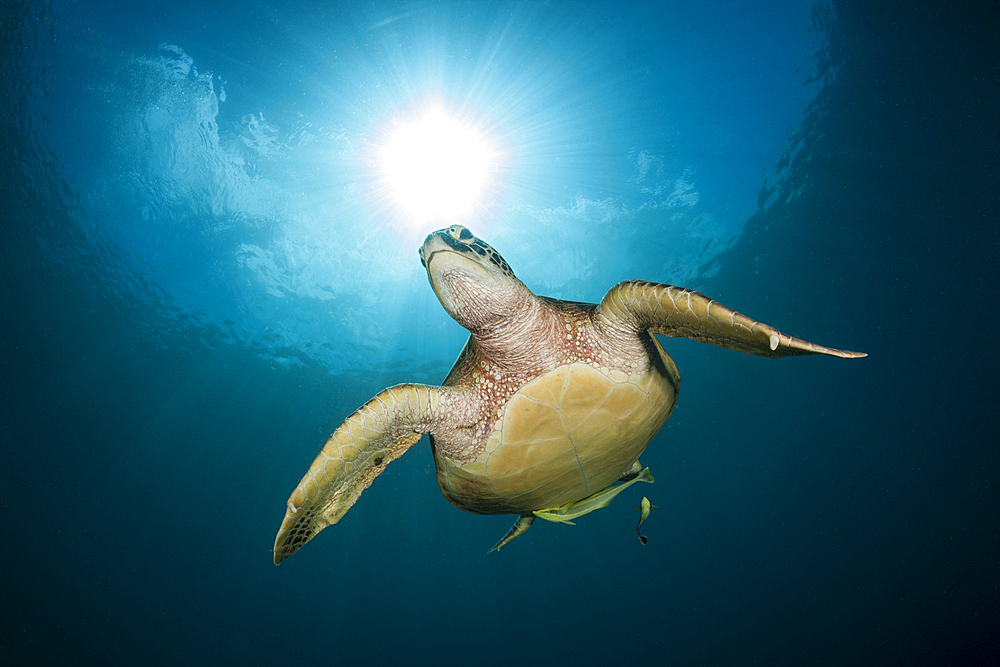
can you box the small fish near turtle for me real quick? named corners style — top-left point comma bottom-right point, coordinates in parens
top-left (636, 496), bottom-right (658, 545)
top-left (273, 225), bottom-right (865, 564)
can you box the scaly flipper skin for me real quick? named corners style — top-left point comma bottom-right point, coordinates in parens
top-left (273, 384), bottom-right (443, 565)
top-left (598, 281), bottom-right (867, 359)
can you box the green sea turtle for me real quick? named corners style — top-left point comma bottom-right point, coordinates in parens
top-left (273, 224), bottom-right (864, 564)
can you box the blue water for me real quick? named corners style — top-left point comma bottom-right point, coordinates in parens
top-left (2, 0), bottom-right (997, 665)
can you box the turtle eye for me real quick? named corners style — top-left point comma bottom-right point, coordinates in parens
top-left (446, 225), bottom-right (475, 245)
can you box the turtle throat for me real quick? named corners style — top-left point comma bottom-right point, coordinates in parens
top-left (462, 291), bottom-right (556, 378)
top-left (440, 268), bottom-right (537, 339)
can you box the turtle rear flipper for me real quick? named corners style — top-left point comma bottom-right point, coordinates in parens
top-left (489, 515), bottom-right (535, 553)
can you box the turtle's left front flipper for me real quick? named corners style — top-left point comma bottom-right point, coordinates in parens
top-left (273, 384), bottom-right (444, 565)
top-left (598, 280), bottom-right (866, 359)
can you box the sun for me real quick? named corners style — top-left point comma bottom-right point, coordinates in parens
top-left (379, 108), bottom-right (496, 223)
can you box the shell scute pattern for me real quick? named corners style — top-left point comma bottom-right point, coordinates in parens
top-left (434, 345), bottom-right (675, 515)
top-left (574, 381), bottom-right (648, 446)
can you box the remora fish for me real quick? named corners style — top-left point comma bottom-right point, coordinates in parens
top-left (636, 496), bottom-right (658, 544)
top-left (532, 467), bottom-right (654, 525)
top-left (489, 464), bottom-right (652, 552)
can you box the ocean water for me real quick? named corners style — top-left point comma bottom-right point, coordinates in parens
top-left (2, 0), bottom-right (997, 665)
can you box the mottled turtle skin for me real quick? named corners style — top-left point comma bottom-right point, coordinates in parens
top-left (273, 225), bottom-right (864, 564)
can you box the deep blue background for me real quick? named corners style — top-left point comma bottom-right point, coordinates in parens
top-left (2, 1), bottom-right (998, 665)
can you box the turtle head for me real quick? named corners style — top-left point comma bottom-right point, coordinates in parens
top-left (419, 225), bottom-right (531, 332)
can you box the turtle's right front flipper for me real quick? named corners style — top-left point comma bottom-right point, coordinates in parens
top-left (273, 384), bottom-right (444, 565)
top-left (598, 280), bottom-right (866, 359)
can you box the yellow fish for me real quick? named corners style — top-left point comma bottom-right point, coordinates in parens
top-left (532, 467), bottom-right (654, 525)
top-left (636, 496), bottom-right (658, 544)
top-left (489, 465), bottom-right (653, 552)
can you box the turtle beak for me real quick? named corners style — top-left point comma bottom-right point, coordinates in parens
top-left (418, 229), bottom-right (448, 269)
top-left (418, 232), bottom-right (456, 273)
